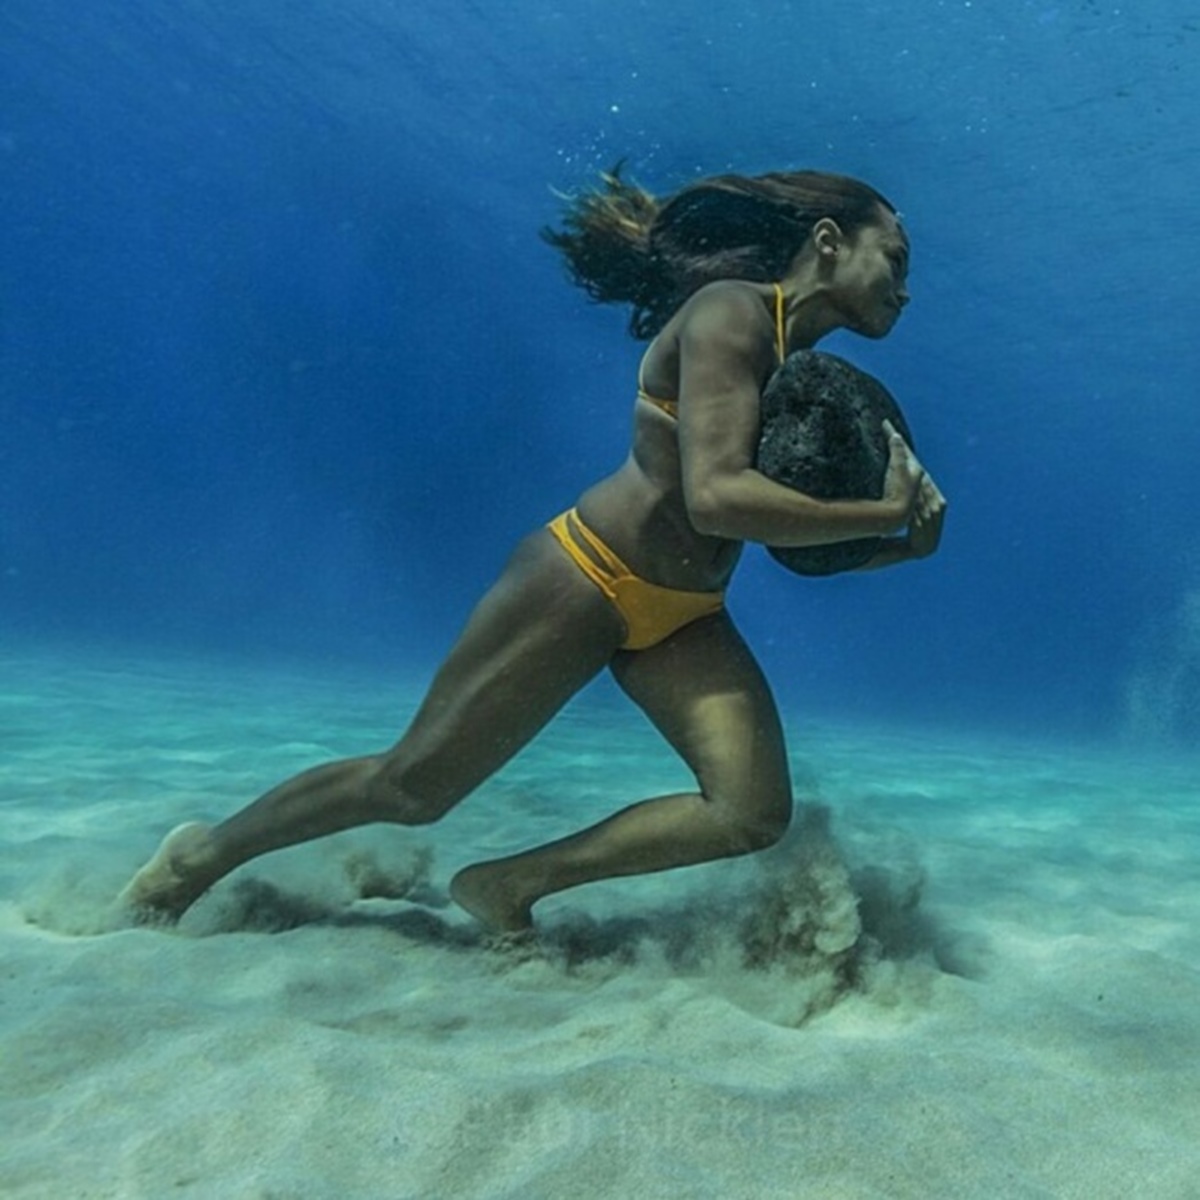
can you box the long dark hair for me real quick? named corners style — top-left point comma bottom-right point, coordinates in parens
top-left (542, 166), bottom-right (895, 338)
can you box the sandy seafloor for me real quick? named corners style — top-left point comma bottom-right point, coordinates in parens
top-left (2, 643), bottom-right (1199, 1200)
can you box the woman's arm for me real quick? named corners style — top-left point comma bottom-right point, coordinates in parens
top-left (857, 474), bottom-right (948, 569)
top-left (675, 287), bottom-right (923, 548)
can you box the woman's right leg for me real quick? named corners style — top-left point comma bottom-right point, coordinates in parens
top-left (119, 529), bottom-right (625, 920)
top-left (449, 611), bottom-right (794, 931)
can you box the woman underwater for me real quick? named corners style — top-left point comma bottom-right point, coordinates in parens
top-left (121, 168), bottom-right (947, 934)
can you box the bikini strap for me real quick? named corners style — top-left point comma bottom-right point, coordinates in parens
top-left (566, 509), bottom-right (633, 577)
top-left (773, 283), bottom-right (786, 363)
top-left (637, 336), bottom-right (680, 418)
top-left (640, 393), bottom-right (679, 418)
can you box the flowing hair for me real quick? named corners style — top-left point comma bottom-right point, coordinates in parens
top-left (542, 165), bottom-right (895, 339)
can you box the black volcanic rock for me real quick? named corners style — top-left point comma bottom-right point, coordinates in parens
top-left (756, 351), bottom-right (914, 576)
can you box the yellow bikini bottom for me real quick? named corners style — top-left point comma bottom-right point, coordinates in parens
top-left (547, 508), bottom-right (725, 651)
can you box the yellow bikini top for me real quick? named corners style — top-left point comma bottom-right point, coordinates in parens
top-left (637, 282), bottom-right (787, 420)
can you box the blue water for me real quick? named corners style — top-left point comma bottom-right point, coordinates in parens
top-left (3, 0), bottom-right (1199, 741)
top-left (5, 10), bottom-right (1200, 1194)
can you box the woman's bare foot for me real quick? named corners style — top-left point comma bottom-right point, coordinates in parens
top-left (118, 823), bottom-right (218, 923)
top-left (449, 862), bottom-right (535, 934)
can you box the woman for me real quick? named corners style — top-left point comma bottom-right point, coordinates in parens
top-left (121, 168), bottom-right (946, 934)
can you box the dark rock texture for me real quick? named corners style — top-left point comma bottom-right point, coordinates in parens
top-left (756, 351), bottom-right (914, 576)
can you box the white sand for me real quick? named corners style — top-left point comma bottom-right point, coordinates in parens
top-left (2, 644), bottom-right (1199, 1198)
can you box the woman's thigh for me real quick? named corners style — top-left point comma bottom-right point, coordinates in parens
top-left (609, 612), bottom-right (793, 825)
top-left (379, 529), bottom-right (625, 813)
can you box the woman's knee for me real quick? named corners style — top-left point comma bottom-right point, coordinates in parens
top-left (745, 793), bottom-right (793, 851)
top-left (713, 787), bottom-right (793, 853)
top-left (365, 753), bottom-right (459, 826)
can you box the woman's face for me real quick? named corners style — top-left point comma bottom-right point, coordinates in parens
top-left (828, 208), bottom-right (910, 339)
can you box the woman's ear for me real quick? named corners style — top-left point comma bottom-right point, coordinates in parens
top-left (811, 217), bottom-right (845, 259)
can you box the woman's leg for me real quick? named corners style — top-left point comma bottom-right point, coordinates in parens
top-left (120, 530), bottom-right (625, 920)
top-left (450, 611), bottom-right (793, 931)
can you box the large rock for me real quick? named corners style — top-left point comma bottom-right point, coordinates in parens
top-left (756, 351), bottom-right (914, 576)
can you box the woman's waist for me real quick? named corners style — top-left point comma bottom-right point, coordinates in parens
top-left (572, 474), bottom-right (740, 591)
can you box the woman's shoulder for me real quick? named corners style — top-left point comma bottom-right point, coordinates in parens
top-left (683, 278), bottom-right (770, 314)
top-left (672, 280), bottom-right (776, 352)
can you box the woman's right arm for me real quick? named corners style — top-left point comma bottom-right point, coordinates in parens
top-left (858, 472), bottom-right (948, 569)
top-left (675, 288), bottom-right (923, 548)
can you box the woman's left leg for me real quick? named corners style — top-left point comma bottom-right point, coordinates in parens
top-left (450, 612), bottom-right (794, 931)
top-left (120, 529), bottom-right (624, 920)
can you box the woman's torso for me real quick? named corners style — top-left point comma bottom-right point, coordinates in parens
top-left (575, 281), bottom-right (783, 592)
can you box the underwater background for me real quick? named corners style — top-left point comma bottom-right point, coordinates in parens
top-left (4, 6), bottom-right (1200, 1198)
top-left (4, 0), bottom-right (1199, 742)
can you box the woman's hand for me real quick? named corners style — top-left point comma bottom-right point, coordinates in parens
top-left (880, 419), bottom-right (925, 528)
top-left (906, 473), bottom-right (947, 558)
top-left (857, 425), bottom-right (947, 568)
